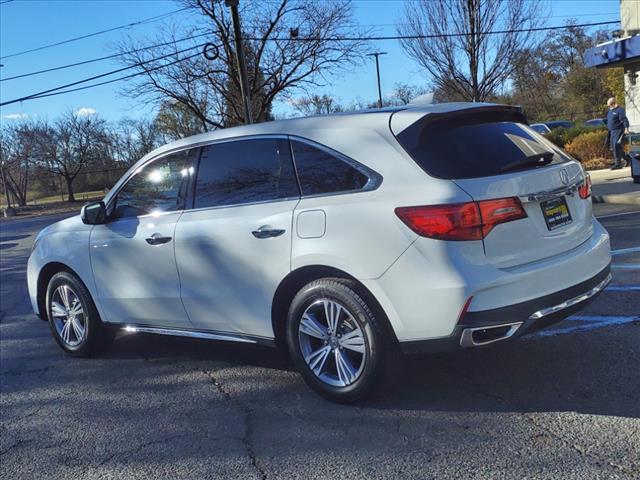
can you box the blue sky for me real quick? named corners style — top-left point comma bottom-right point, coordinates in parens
top-left (0, 0), bottom-right (621, 124)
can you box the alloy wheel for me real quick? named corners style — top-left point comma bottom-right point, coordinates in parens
top-left (50, 284), bottom-right (86, 347)
top-left (298, 299), bottom-right (367, 387)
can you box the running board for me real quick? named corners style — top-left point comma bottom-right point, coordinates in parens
top-left (121, 325), bottom-right (262, 345)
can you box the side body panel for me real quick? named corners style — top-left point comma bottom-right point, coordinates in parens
top-left (89, 212), bottom-right (191, 327)
top-left (27, 216), bottom-right (101, 319)
top-left (175, 200), bottom-right (298, 338)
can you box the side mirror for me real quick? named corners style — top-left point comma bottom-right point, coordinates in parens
top-left (81, 201), bottom-right (106, 225)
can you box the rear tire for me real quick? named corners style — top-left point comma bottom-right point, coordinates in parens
top-left (286, 278), bottom-right (399, 404)
top-left (45, 271), bottom-right (113, 357)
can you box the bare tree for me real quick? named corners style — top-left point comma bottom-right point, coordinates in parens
top-left (0, 123), bottom-right (33, 207)
top-left (398, 0), bottom-right (543, 102)
top-left (153, 100), bottom-right (208, 141)
top-left (118, 0), bottom-right (369, 128)
top-left (31, 112), bottom-right (109, 202)
top-left (290, 94), bottom-right (344, 116)
top-left (114, 117), bottom-right (162, 165)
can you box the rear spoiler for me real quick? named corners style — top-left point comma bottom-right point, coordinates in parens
top-left (390, 104), bottom-right (528, 137)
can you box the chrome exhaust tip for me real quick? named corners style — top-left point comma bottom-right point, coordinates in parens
top-left (459, 322), bottom-right (522, 348)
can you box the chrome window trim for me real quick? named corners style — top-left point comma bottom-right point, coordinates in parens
top-left (106, 132), bottom-right (384, 217)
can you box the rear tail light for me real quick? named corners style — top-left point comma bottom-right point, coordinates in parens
top-left (579, 173), bottom-right (591, 199)
top-left (395, 197), bottom-right (527, 241)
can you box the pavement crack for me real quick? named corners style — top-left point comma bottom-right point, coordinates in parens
top-left (204, 368), bottom-right (268, 480)
top-left (524, 414), bottom-right (637, 477)
top-left (0, 438), bottom-right (32, 456)
top-left (1, 365), bottom-right (54, 377)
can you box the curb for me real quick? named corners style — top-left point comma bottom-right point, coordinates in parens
top-left (592, 194), bottom-right (640, 205)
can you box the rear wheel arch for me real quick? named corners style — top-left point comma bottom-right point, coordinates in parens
top-left (271, 265), bottom-right (398, 351)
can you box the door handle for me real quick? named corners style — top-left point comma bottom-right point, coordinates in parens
top-left (252, 226), bottom-right (286, 239)
top-left (145, 233), bottom-right (173, 245)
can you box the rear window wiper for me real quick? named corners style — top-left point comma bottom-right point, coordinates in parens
top-left (499, 151), bottom-right (554, 173)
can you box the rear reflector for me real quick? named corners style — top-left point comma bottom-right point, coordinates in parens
top-left (579, 173), bottom-right (592, 199)
top-left (395, 197), bottom-right (527, 241)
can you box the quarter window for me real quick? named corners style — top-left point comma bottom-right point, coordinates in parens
top-left (291, 141), bottom-right (370, 195)
top-left (194, 138), bottom-right (299, 209)
top-left (113, 149), bottom-right (195, 218)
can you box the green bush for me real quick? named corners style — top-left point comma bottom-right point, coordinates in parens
top-left (544, 125), bottom-right (606, 148)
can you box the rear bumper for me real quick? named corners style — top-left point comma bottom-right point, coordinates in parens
top-left (400, 263), bottom-right (611, 354)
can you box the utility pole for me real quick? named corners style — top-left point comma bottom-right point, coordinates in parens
top-left (368, 51), bottom-right (387, 108)
top-left (225, 0), bottom-right (252, 124)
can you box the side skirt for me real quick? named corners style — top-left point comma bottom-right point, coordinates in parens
top-left (119, 324), bottom-right (276, 348)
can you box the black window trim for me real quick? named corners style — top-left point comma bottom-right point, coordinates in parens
top-left (105, 145), bottom-right (199, 221)
top-left (288, 135), bottom-right (383, 199)
top-left (188, 134), bottom-right (302, 213)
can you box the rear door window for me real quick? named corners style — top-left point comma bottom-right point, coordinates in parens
top-left (194, 138), bottom-right (299, 209)
top-left (395, 110), bottom-right (571, 180)
top-left (291, 140), bottom-right (371, 195)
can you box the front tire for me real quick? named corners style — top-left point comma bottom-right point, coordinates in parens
top-left (45, 271), bottom-right (112, 357)
top-left (286, 278), bottom-right (397, 404)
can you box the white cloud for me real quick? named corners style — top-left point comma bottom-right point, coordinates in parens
top-left (75, 107), bottom-right (97, 116)
top-left (3, 113), bottom-right (28, 120)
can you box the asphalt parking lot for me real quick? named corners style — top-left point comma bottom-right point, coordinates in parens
top-left (1, 205), bottom-right (638, 480)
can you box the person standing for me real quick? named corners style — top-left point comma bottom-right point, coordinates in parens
top-left (605, 97), bottom-right (630, 170)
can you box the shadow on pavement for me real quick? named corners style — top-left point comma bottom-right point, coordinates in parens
top-left (73, 322), bottom-right (640, 420)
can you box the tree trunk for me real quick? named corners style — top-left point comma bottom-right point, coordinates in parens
top-left (64, 175), bottom-right (76, 202)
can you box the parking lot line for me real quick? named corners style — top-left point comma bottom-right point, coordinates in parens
top-left (530, 315), bottom-right (639, 339)
top-left (595, 210), bottom-right (640, 219)
top-left (612, 264), bottom-right (640, 270)
top-left (611, 246), bottom-right (640, 256)
top-left (605, 285), bottom-right (640, 291)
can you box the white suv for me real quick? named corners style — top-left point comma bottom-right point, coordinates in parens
top-left (27, 103), bottom-right (611, 403)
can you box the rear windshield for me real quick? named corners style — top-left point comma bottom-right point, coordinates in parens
top-left (395, 110), bottom-right (571, 180)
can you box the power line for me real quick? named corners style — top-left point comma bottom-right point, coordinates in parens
top-left (0, 6), bottom-right (190, 60)
top-left (243, 20), bottom-right (619, 42)
top-left (28, 51), bottom-right (205, 101)
top-left (0, 44), bottom-right (206, 107)
top-left (2, 18), bottom-right (619, 83)
top-left (1, 31), bottom-right (211, 82)
top-left (0, 19), bottom-right (622, 107)
top-left (359, 13), bottom-right (619, 28)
